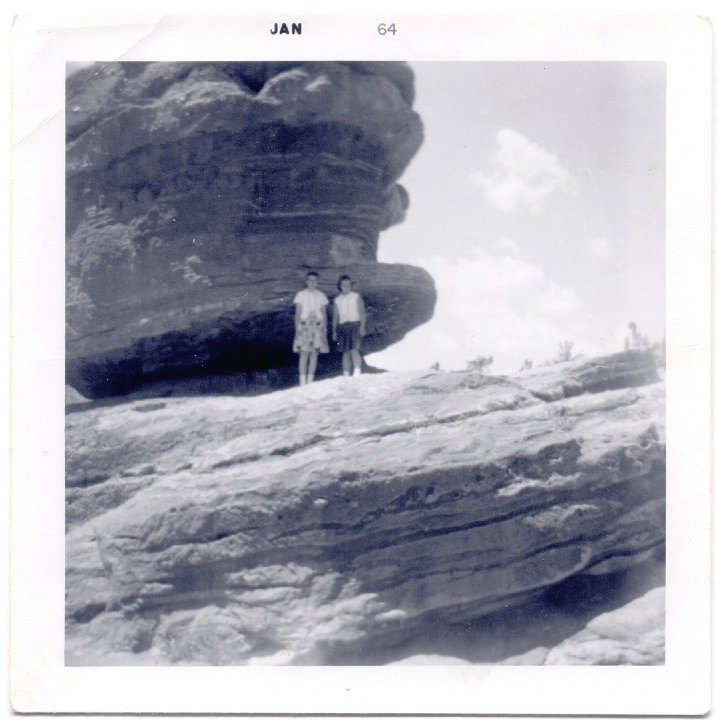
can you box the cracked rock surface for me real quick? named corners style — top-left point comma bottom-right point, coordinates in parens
top-left (65, 350), bottom-right (664, 665)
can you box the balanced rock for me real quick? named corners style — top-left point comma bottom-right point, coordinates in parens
top-left (65, 351), bottom-right (665, 665)
top-left (66, 62), bottom-right (435, 398)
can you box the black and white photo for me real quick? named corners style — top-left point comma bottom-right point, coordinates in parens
top-left (9, 10), bottom-right (712, 715)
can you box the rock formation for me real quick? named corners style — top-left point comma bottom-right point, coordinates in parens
top-left (66, 62), bottom-right (435, 398)
top-left (65, 350), bottom-right (665, 665)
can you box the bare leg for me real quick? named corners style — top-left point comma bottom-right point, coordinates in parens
top-left (307, 351), bottom-right (318, 382)
top-left (342, 352), bottom-right (351, 375)
top-left (299, 352), bottom-right (309, 385)
top-left (350, 349), bottom-right (362, 374)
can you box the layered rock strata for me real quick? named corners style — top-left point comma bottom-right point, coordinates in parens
top-left (65, 351), bottom-right (665, 665)
top-left (66, 61), bottom-right (435, 398)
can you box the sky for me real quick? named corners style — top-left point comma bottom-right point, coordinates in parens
top-left (371, 62), bottom-right (665, 374)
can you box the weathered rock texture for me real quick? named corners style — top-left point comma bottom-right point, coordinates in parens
top-left (499, 586), bottom-right (665, 665)
top-left (65, 351), bottom-right (664, 665)
top-left (544, 585), bottom-right (665, 664)
top-left (390, 585), bottom-right (665, 666)
top-left (66, 62), bottom-right (435, 398)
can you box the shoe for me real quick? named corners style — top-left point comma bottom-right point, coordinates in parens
top-left (299, 376), bottom-right (307, 386)
top-left (353, 367), bottom-right (361, 377)
top-left (343, 371), bottom-right (350, 377)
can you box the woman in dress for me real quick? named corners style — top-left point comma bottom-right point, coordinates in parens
top-left (292, 271), bottom-right (329, 385)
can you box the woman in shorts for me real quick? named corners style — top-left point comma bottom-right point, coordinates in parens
top-left (332, 274), bottom-right (366, 376)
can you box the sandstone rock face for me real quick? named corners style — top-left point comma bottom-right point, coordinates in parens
top-left (500, 586), bottom-right (665, 665)
top-left (65, 351), bottom-right (665, 665)
top-left (542, 586), bottom-right (664, 665)
top-left (66, 62), bottom-right (435, 398)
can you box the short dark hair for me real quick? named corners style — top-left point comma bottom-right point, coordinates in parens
top-left (337, 274), bottom-right (352, 290)
top-left (306, 271), bottom-right (319, 279)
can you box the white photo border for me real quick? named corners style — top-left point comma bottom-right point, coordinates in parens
top-left (9, 8), bottom-right (712, 715)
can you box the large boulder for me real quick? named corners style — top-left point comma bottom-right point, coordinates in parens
top-left (65, 351), bottom-right (665, 665)
top-left (66, 62), bottom-right (435, 398)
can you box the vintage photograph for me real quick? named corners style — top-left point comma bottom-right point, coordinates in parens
top-left (63, 60), bottom-right (668, 667)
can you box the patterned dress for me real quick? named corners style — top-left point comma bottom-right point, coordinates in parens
top-left (292, 288), bottom-right (329, 353)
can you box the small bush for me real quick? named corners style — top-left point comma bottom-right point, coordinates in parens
top-left (625, 321), bottom-right (651, 351)
top-left (466, 355), bottom-right (493, 374)
top-left (555, 341), bottom-right (574, 363)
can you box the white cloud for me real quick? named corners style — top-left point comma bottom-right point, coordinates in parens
top-left (372, 240), bottom-right (603, 374)
top-left (472, 128), bottom-right (573, 213)
top-left (589, 236), bottom-right (613, 259)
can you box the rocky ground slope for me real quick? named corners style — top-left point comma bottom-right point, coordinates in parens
top-left (65, 350), bottom-right (664, 665)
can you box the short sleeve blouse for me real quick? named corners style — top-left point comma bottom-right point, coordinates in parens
top-left (293, 289), bottom-right (328, 320)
